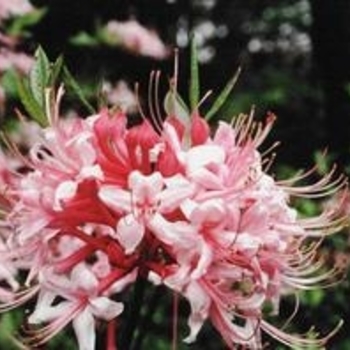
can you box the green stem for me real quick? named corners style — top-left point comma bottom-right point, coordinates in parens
top-left (118, 276), bottom-right (147, 349)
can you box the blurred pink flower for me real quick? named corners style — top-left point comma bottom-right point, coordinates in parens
top-left (0, 0), bottom-right (33, 22)
top-left (105, 20), bottom-right (169, 59)
top-left (102, 80), bottom-right (138, 113)
top-left (0, 48), bottom-right (34, 74)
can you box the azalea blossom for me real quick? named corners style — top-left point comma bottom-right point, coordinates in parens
top-left (0, 60), bottom-right (346, 350)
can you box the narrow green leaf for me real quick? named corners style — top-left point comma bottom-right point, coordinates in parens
top-left (205, 67), bottom-right (242, 121)
top-left (29, 46), bottom-right (50, 107)
top-left (63, 67), bottom-right (96, 114)
top-left (189, 37), bottom-right (200, 111)
top-left (17, 77), bottom-right (48, 126)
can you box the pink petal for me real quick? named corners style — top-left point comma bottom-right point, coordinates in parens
top-left (190, 239), bottom-right (213, 279)
top-left (117, 214), bottom-right (145, 254)
top-left (182, 281), bottom-right (211, 343)
top-left (213, 121), bottom-right (236, 150)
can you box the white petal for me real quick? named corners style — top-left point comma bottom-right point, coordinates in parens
top-left (71, 264), bottom-right (98, 293)
top-left (148, 213), bottom-right (194, 247)
top-left (189, 167), bottom-right (223, 190)
top-left (73, 308), bottom-right (95, 350)
top-left (117, 214), bottom-right (145, 254)
top-left (186, 145), bottom-right (225, 173)
top-left (28, 301), bottom-right (71, 324)
top-left (54, 180), bottom-right (78, 211)
top-left (190, 199), bottom-right (226, 226)
top-left (89, 297), bottom-right (124, 321)
top-left (128, 171), bottom-right (163, 204)
top-left (78, 165), bottom-right (104, 181)
top-left (98, 185), bottom-right (131, 212)
top-left (158, 184), bottom-right (195, 213)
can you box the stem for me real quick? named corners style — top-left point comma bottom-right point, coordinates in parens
top-left (107, 319), bottom-right (117, 350)
top-left (118, 276), bottom-right (147, 349)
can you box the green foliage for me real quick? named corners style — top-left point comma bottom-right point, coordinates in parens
top-left (0, 312), bottom-right (24, 350)
top-left (62, 67), bottom-right (96, 114)
top-left (205, 67), bottom-right (241, 121)
top-left (0, 69), bottom-right (20, 99)
top-left (17, 73), bottom-right (48, 126)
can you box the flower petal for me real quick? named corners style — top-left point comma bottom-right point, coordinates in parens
top-left (117, 214), bottom-right (145, 254)
top-left (98, 185), bottom-right (131, 212)
top-left (72, 308), bottom-right (95, 350)
top-left (89, 296), bottom-right (124, 321)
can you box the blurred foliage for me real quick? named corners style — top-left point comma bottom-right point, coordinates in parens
top-left (0, 0), bottom-right (350, 349)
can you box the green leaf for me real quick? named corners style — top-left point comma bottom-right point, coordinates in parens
top-left (189, 36), bottom-right (200, 111)
top-left (29, 46), bottom-right (50, 107)
top-left (63, 67), bottom-right (96, 114)
top-left (0, 69), bottom-right (19, 98)
top-left (17, 77), bottom-right (48, 126)
top-left (205, 67), bottom-right (241, 121)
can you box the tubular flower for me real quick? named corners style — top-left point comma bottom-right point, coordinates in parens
top-left (0, 67), bottom-right (347, 350)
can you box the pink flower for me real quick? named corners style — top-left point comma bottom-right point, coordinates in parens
top-left (0, 66), bottom-right (346, 350)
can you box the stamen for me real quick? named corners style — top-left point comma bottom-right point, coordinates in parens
top-left (154, 70), bottom-right (164, 132)
top-left (148, 71), bottom-right (156, 122)
top-left (134, 82), bottom-right (148, 122)
top-left (173, 48), bottom-right (179, 97)
top-left (0, 132), bottom-right (34, 169)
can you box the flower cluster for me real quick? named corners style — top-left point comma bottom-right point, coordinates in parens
top-left (0, 72), bottom-right (346, 350)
